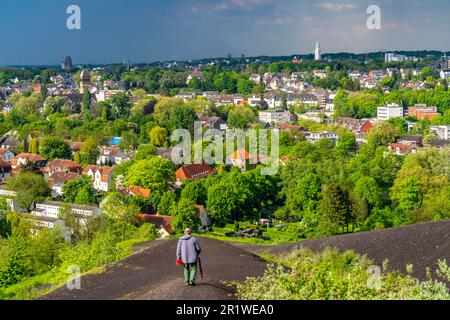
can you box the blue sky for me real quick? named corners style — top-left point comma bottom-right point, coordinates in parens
top-left (0, 0), bottom-right (449, 65)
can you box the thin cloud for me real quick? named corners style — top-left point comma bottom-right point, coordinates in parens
top-left (317, 2), bottom-right (357, 11)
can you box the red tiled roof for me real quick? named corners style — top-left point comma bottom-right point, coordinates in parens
top-left (48, 172), bottom-right (80, 186)
top-left (138, 214), bottom-right (174, 234)
top-left (175, 163), bottom-right (215, 181)
top-left (0, 160), bottom-right (11, 169)
top-left (128, 186), bottom-right (151, 199)
top-left (13, 153), bottom-right (46, 162)
top-left (228, 149), bottom-right (253, 161)
top-left (82, 165), bottom-right (114, 183)
top-left (48, 159), bottom-right (82, 170)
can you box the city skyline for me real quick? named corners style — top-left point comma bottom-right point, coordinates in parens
top-left (1, 0), bottom-right (450, 65)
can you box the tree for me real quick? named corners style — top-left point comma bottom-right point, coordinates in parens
top-left (392, 176), bottom-right (423, 213)
top-left (354, 176), bottom-right (382, 209)
top-left (170, 105), bottom-right (198, 133)
top-left (158, 192), bottom-right (177, 216)
top-left (100, 192), bottom-right (139, 241)
top-left (294, 173), bottom-right (322, 223)
top-left (80, 138), bottom-right (100, 165)
top-left (206, 181), bottom-right (238, 225)
top-left (367, 122), bottom-right (399, 147)
top-left (150, 126), bottom-right (167, 147)
top-left (62, 176), bottom-right (95, 204)
top-left (38, 137), bottom-right (72, 160)
top-left (8, 172), bottom-right (51, 212)
top-left (318, 184), bottom-right (352, 235)
top-left (125, 157), bottom-right (174, 192)
top-left (173, 199), bottom-right (199, 232)
top-left (227, 107), bottom-right (255, 129)
top-left (335, 132), bottom-right (357, 159)
top-left (134, 144), bottom-right (157, 160)
top-left (28, 138), bottom-right (38, 154)
top-left (110, 93), bottom-right (131, 119)
top-left (180, 179), bottom-right (207, 206)
top-left (82, 91), bottom-right (91, 118)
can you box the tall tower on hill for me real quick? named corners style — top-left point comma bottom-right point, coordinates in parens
top-left (315, 42), bottom-right (321, 61)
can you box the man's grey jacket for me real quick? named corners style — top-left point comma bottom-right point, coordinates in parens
top-left (177, 235), bottom-right (201, 264)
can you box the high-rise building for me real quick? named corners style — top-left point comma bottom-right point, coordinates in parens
top-left (314, 42), bottom-right (321, 61)
top-left (62, 56), bottom-right (73, 70)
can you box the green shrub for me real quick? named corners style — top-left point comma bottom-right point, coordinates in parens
top-left (235, 249), bottom-right (450, 300)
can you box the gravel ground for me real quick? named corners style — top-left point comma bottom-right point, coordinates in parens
top-left (41, 220), bottom-right (450, 300)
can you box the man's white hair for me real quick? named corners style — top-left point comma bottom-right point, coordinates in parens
top-left (185, 228), bottom-right (192, 234)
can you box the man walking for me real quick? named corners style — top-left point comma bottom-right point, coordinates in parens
top-left (176, 228), bottom-right (201, 286)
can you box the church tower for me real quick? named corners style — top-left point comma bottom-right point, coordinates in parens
top-left (79, 69), bottom-right (92, 94)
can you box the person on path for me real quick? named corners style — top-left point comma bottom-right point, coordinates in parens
top-left (176, 228), bottom-right (201, 286)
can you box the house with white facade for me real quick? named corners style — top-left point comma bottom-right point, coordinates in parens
top-left (0, 148), bottom-right (14, 163)
top-left (82, 165), bottom-right (114, 192)
top-left (305, 131), bottom-right (339, 143)
top-left (259, 110), bottom-right (292, 125)
top-left (97, 146), bottom-right (128, 165)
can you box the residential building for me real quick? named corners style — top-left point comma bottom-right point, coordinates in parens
top-left (95, 89), bottom-right (126, 102)
top-left (431, 125), bottom-right (450, 140)
top-left (388, 143), bottom-right (418, 156)
top-left (198, 115), bottom-right (228, 132)
top-left (305, 131), bottom-right (339, 143)
top-left (46, 159), bottom-right (82, 177)
top-left (11, 153), bottom-right (47, 174)
top-left (259, 110), bottom-right (292, 125)
top-left (175, 163), bottom-right (215, 185)
top-left (119, 185), bottom-right (151, 199)
top-left (385, 53), bottom-right (418, 63)
top-left (30, 201), bottom-right (100, 230)
top-left (377, 104), bottom-right (404, 120)
top-left (48, 172), bottom-right (80, 197)
top-left (226, 149), bottom-right (264, 171)
top-left (398, 134), bottom-right (423, 147)
top-left (176, 91), bottom-right (197, 101)
top-left (408, 105), bottom-right (440, 121)
top-left (82, 165), bottom-right (114, 192)
top-left (440, 70), bottom-right (450, 80)
top-left (335, 118), bottom-right (374, 139)
top-left (97, 146), bottom-right (128, 165)
top-left (0, 160), bottom-right (11, 183)
top-left (0, 148), bottom-right (14, 163)
top-left (247, 94), bottom-right (263, 107)
top-left (138, 214), bottom-right (174, 238)
top-left (186, 70), bottom-right (205, 84)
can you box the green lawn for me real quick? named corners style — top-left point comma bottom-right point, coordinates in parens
top-left (194, 221), bottom-right (314, 245)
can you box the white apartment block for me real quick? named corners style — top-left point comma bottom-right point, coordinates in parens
top-left (431, 125), bottom-right (450, 140)
top-left (259, 110), bottom-right (291, 125)
top-left (306, 131), bottom-right (339, 143)
top-left (31, 201), bottom-right (101, 229)
top-left (377, 104), bottom-right (404, 120)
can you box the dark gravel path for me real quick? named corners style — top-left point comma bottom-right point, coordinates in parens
top-left (41, 220), bottom-right (450, 300)
top-left (235, 219), bottom-right (450, 281)
top-left (40, 237), bottom-right (267, 300)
